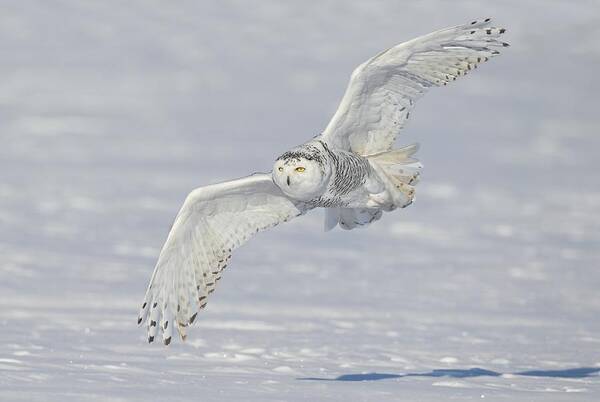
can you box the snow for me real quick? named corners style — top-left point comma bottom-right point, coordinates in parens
top-left (1, 1), bottom-right (600, 401)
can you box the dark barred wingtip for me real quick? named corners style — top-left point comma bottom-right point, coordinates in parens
top-left (148, 335), bottom-right (154, 343)
top-left (189, 312), bottom-right (198, 325)
top-left (137, 317), bottom-right (142, 325)
top-left (164, 337), bottom-right (172, 346)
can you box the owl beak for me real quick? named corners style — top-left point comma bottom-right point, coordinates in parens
top-left (286, 176), bottom-right (291, 186)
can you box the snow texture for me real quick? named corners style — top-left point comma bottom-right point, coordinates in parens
top-left (1, 1), bottom-right (599, 401)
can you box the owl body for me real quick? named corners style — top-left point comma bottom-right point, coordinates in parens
top-left (273, 139), bottom-right (415, 213)
top-left (274, 140), bottom-right (373, 207)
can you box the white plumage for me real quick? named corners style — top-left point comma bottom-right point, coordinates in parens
top-left (138, 18), bottom-right (508, 344)
top-left (322, 18), bottom-right (507, 155)
top-left (138, 174), bottom-right (303, 344)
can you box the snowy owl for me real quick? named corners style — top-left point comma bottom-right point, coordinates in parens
top-left (138, 18), bottom-right (508, 345)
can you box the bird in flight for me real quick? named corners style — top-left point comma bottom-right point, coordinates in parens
top-left (138, 18), bottom-right (508, 345)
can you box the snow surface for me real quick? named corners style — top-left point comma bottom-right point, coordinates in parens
top-left (1, 1), bottom-right (600, 401)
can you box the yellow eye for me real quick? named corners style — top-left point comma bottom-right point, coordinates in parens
top-left (278, 167), bottom-right (284, 172)
top-left (295, 167), bottom-right (306, 173)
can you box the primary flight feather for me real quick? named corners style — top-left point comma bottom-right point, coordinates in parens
top-left (138, 18), bottom-right (508, 345)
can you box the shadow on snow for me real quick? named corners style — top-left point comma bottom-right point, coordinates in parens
top-left (298, 367), bottom-right (600, 382)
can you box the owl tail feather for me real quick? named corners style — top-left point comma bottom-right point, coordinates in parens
top-left (368, 143), bottom-right (422, 209)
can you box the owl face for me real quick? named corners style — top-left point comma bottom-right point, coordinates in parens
top-left (272, 155), bottom-right (329, 201)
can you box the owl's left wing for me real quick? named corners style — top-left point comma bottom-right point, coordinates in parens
top-left (137, 173), bottom-right (308, 345)
top-left (320, 18), bottom-right (508, 156)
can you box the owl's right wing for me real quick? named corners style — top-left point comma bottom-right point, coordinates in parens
top-left (137, 173), bottom-right (308, 345)
top-left (319, 18), bottom-right (508, 156)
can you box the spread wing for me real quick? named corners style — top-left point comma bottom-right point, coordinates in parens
top-left (137, 173), bottom-right (308, 345)
top-left (320, 18), bottom-right (508, 155)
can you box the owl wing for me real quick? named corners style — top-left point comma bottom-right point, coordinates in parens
top-left (137, 173), bottom-right (308, 345)
top-left (319, 18), bottom-right (508, 156)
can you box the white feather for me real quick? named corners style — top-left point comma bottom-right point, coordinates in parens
top-left (138, 173), bottom-right (307, 343)
top-left (324, 208), bottom-right (340, 232)
top-left (320, 18), bottom-right (508, 156)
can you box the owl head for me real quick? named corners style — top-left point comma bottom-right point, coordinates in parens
top-left (272, 146), bottom-right (331, 201)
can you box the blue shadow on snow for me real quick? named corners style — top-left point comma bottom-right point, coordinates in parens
top-left (298, 367), bottom-right (600, 382)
